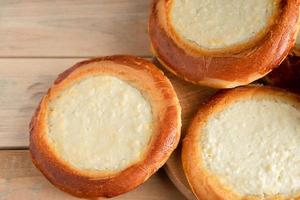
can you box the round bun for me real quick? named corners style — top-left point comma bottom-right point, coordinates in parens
top-left (182, 86), bottom-right (300, 199)
top-left (29, 55), bottom-right (181, 198)
top-left (149, 0), bottom-right (299, 88)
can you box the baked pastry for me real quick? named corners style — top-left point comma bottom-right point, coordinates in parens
top-left (149, 0), bottom-right (299, 88)
top-left (265, 55), bottom-right (300, 93)
top-left (182, 86), bottom-right (300, 199)
top-left (29, 55), bottom-right (181, 198)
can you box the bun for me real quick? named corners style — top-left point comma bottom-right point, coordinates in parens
top-left (149, 0), bottom-right (299, 88)
top-left (182, 86), bottom-right (300, 199)
top-left (29, 55), bottom-right (181, 198)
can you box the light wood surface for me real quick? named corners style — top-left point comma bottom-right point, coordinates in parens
top-left (0, 58), bottom-right (85, 148)
top-left (0, 58), bottom-right (216, 148)
top-left (0, 150), bottom-right (184, 200)
top-left (0, 57), bottom-right (215, 199)
top-left (0, 0), bottom-right (150, 57)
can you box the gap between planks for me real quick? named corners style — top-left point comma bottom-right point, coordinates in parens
top-left (0, 0), bottom-right (151, 57)
top-left (0, 150), bottom-right (185, 200)
top-left (0, 57), bottom-right (216, 150)
top-left (0, 56), bottom-right (153, 150)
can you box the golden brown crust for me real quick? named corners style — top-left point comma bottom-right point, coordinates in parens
top-left (182, 85), bottom-right (300, 200)
top-left (149, 0), bottom-right (300, 88)
top-left (29, 55), bottom-right (181, 198)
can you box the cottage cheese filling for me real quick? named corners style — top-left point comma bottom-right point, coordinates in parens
top-left (202, 99), bottom-right (300, 196)
top-left (171, 0), bottom-right (277, 49)
top-left (47, 75), bottom-right (153, 172)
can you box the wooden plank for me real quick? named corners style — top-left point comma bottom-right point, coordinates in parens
top-left (0, 58), bottom-right (83, 147)
top-left (0, 0), bottom-right (150, 57)
top-left (0, 150), bottom-right (185, 200)
top-left (165, 148), bottom-right (197, 200)
top-left (0, 58), bottom-right (216, 148)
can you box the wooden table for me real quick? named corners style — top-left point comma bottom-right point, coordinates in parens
top-left (0, 1), bottom-right (186, 199)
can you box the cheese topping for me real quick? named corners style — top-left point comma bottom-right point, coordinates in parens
top-left (202, 100), bottom-right (300, 196)
top-left (170, 0), bottom-right (277, 49)
top-left (47, 75), bottom-right (153, 173)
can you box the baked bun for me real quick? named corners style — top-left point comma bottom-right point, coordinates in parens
top-left (29, 55), bottom-right (181, 198)
top-left (149, 0), bottom-right (299, 88)
top-left (265, 55), bottom-right (300, 93)
top-left (182, 86), bottom-right (300, 199)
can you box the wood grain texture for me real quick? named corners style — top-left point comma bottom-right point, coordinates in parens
top-left (0, 58), bottom-right (83, 147)
top-left (0, 58), bottom-right (216, 148)
top-left (0, 150), bottom-right (185, 200)
top-left (164, 147), bottom-right (196, 200)
top-left (0, 0), bottom-right (150, 57)
top-left (0, 0), bottom-right (213, 199)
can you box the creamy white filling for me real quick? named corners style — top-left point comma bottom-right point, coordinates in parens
top-left (202, 99), bottom-right (300, 196)
top-left (47, 75), bottom-right (153, 172)
top-left (171, 0), bottom-right (276, 49)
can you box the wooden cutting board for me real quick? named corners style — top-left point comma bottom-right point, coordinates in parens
top-left (158, 56), bottom-right (271, 200)
top-left (152, 59), bottom-right (217, 200)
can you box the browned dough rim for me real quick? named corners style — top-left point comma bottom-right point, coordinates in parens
top-left (182, 85), bottom-right (300, 200)
top-left (29, 55), bottom-right (181, 198)
top-left (149, 0), bottom-right (300, 88)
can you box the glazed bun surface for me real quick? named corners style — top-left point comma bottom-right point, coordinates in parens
top-left (183, 86), bottom-right (300, 200)
top-left (30, 55), bottom-right (181, 198)
top-left (149, 0), bottom-right (299, 88)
